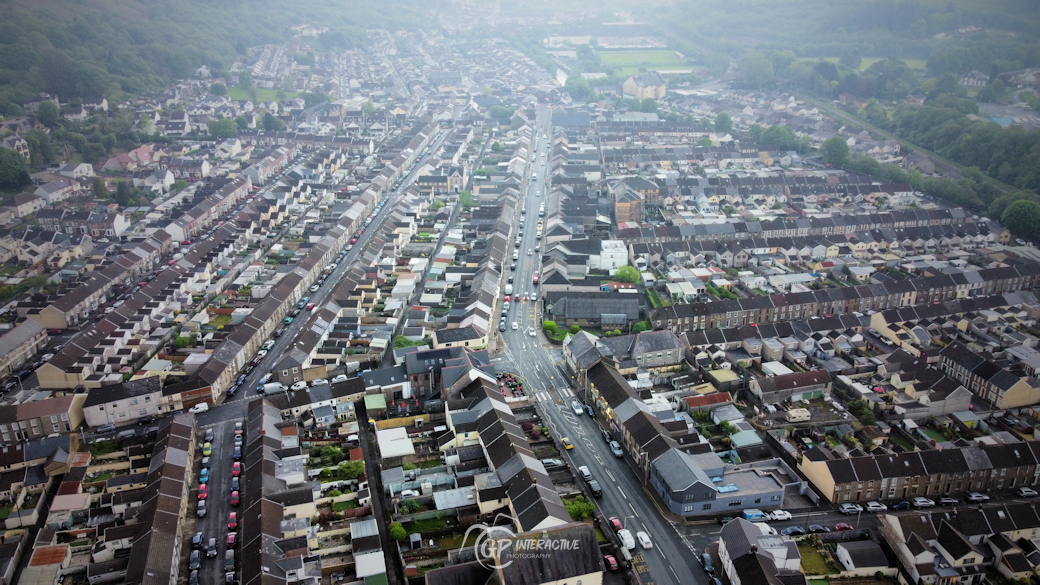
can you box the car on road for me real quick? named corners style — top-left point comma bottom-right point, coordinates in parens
top-left (230, 491), bottom-right (240, 507)
top-left (192, 531), bottom-right (205, 549)
top-left (227, 532), bottom-right (237, 548)
top-left (967, 492), bottom-right (990, 502)
top-left (865, 501), bottom-right (888, 512)
top-left (618, 529), bottom-right (636, 550)
top-left (588, 479), bottom-right (603, 498)
top-left (940, 497), bottom-right (960, 506)
top-left (190, 402), bottom-right (210, 414)
top-left (310, 285), bottom-right (320, 292)
top-left (608, 516), bottom-right (623, 533)
top-left (700, 553), bottom-right (714, 574)
top-left (585, 404), bottom-right (595, 417)
top-left (199, 468), bottom-right (209, 484)
top-left (808, 524), bottom-right (831, 533)
top-left (890, 500), bottom-right (912, 510)
top-left (228, 512), bottom-right (238, 530)
top-left (780, 526), bottom-right (805, 536)
top-left (305, 303), bottom-right (315, 310)
top-left (499, 322), bottom-right (506, 332)
top-left (913, 497), bottom-right (936, 508)
top-left (601, 430), bottom-right (612, 443)
top-left (198, 484), bottom-right (208, 500)
top-left (636, 531), bottom-right (652, 549)
top-left (839, 503), bottom-right (863, 514)
top-left (284, 317), bottom-right (293, 324)
top-left (202, 442), bottom-right (212, 457)
top-left (570, 400), bottom-right (583, 416)
top-left (232, 462), bottom-right (242, 476)
top-left (511, 321), bottom-right (518, 330)
top-left (561, 437), bottom-right (573, 450)
top-left (206, 538), bottom-right (218, 558)
top-left (1018, 487), bottom-right (1039, 497)
top-left (769, 510), bottom-right (792, 521)
top-left (835, 523), bottom-right (854, 531)
top-left (189, 550), bottom-right (201, 571)
top-left (528, 328), bottom-right (536, 337)
top-left (609, 441), bottom-right (624, 458)
top-left (604, 555), bottom-right (618, 571)
top-left (291, 381), bottom-right (308, 391)
top-left (578, 466), bottom-right (592, 482)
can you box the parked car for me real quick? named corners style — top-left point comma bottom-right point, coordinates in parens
top-left (232, 462), bottom-right (242, 477)
top-left (192, 531), bottom-right (205, 549)
top-left (230, 477), bottom-right (240, 492)
top-left (835, 523), bottom-right (854, 532)
top-left (808, 524), bottom-right (831, 533)
top-left (578, 466), bottom-right (592, 483)
top-left (189, 402), bottom-right (210, 414)
top-left (967, 492), bottom-right (990, 502)
top-left (617, 529), bottom-right (636, 550)
top-left (197, 484), bottom-right (208, 500)
top-left (585, 404), bottom-right (595, 417)
top-left (540, 458), bottom-right (564, 469)
top-left (890, 500), bottom-right (912, 510)
top-left (230, 491), bottom-right (240, 507)
top-left (912, 497), bottom-right (936, 508)
top-left (189, 550), bottom-right (201, 571)
top-left (601, 430), bottom-right (612, 443)
top-left (331, 374), bottom-right (349, 383)
top-left (561, 437), bottom-right (573, 450)
top-left (227, 532), bottom-right (237, 548)
top-left (939, 497), bottom-right (960, 506)
top-left (780, 526), bottom-right (805, 536)
top-left (199, 468), bottom-right (209, 484)
top-left (865, 501), bottom-right (888, 512)
top-left (588, 480), bottom-right (603, 498)
top-left (839, 503), bottom-right (863, 514)
top-left (205, 429), bottom-right (214, 442)
top-left (700, 553), bottom-right (714, 574)
top-left (291, 381), bottom-right (308, 391)
top-left (769, 510), bottom-right (792, 521)
top-left (604, 555), bottom-right (619, 571)
top-left (608, 516), bottom-right (623, 533)
top-left (202, 442), bottom-right (212, 456)
top-left (227, 512), bottom-right (238, 530)
top-left (1017, 487), bottom-right (1038, 497)
top-left (609, 441), bottom-right (624, 458)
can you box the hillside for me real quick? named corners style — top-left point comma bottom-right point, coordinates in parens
top-left (0, 0), bottom-right (432, 113)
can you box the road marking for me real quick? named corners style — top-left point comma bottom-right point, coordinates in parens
top-left (629, 503), bottom-right (637, 515)
top-left (618, 487), bottom-right (627, 499)
top-left (669, 566), bottom-right (679, 582)
top-left (606, 470), bottom-right (615, 481)
top-left (595, 454), bottom-right (603, 464)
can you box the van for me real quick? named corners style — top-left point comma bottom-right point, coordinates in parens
top-left (742, 509), bottom-right (768, 521)
top-left (785, 408), bottom-right (811, 423)
top-left (588, 479), bottom-right (603, 498)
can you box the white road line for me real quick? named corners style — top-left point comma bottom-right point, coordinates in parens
top-left (595, 455), bottom-right (603, 464)
top-left (629, 503), bottom-right (637, 515)
top-left (618, 487), bottom-right (627, 499)
top-left (606, 470), bottom-right (615, 481)
top-left (669, 566), bottom-right (679, 582)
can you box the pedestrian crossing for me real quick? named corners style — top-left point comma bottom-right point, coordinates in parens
top-left (535, 391), bottom-right (551, 403)
top-left (557, 387), bottom-right (573, 398)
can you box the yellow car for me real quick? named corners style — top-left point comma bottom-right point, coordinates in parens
top-left (202, 442), bottom-right (212, 457)
top-left (561, 437), bottom-right (573, 450)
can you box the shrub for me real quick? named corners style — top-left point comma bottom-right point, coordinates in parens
top-left (389, 521), bottom-right (407, 542)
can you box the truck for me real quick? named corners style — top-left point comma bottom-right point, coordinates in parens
top-left (260, 382), bottom-right (288, 395)
top-left (742, 509), bottom-right (769, 521)
top-left (785, 408), bottom-right (811, 423)
top-left (505, 284), bottom-right (513, 295)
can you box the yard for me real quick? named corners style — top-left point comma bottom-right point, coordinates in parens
top-left (798, 544), bottom-right (840, 575)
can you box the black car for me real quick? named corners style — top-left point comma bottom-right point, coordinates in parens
top-left (192, 531), bottom-right (205, 549)
top-left (137, 416), bottom-right (157, 426)
top-left (233, 446), bottom-right (242, 460)
top-left (890, 500), bottom-right (912, 510)
top-left (601, 430), bottom-right (612, 443)
top-left (808, 524), bottom-right (831, 534)
top-left (189, 550), bottom-right (201, 571)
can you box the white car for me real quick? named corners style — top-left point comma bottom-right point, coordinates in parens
top-left (310, 285), bottom-right (320, 292)
top-left (577, 466), bottom-right (592, 482)
top-left (1017, 487), bottom-right (1038, 497)
top-left (570, 400), bottom-right (584, 416)
top-left (618, 529), bottom-right (635, 550)
top-left (290, 381), bottom-right (308, 391)
top-left (189, 402), bottom-right (210, 414)
top-left (311, 379), bottom-right (328, 387)
top-left (636, 531), bottom-right (653, 549)
top-left (912, 497), bottom-right (935, 508)
top-left (528, 328), bottom-right (536, 337)
top-left (839, 503), bottom-right (863, 514)
top-left (331, 374), bottom-right (349, 384)
top-left (865, 501), bottom-right (888, 512)
top-left (769, 510), bottom-right (792, 521)
top-left (511, 322), bottom-right (518, 330)
top-left (753, 522), bottom-right (777, 535)
top-left (966, 492), bottom-right (990, 502)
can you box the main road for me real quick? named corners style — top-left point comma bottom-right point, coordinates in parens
top-left (495, 104), bottom-right (703, 585)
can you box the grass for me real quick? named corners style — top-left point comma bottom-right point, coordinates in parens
top-left (0, 507), bottom-right (10, 520)
top-left (410, 516), bottom-right (450, 532)
top-left (809, 580), bottom-right (830, 585)
top-left (90, 472), bottom-right (115, 483)
top-left (598, 50), bottom-right (682, 66)
top-left (437, 531), bottom-right (479, 551)
top-left (798, 544), bottom-right (839, 575)
top-left (801, 57), bottom-right (927, 71)
top-left (333, 500), bottom-right (359, 512)
top-left (89, 440), bottom-right (120, 456)
top-left (226, 87), bottom-right (297, 102)
top-left (891, 434), bottom-right (913, 451)
top-left (209, 314), bottom-right (232, 328)
top-left (922, 428), bottom-right (946, 442)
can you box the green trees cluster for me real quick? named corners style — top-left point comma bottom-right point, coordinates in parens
top-left (564, 496), bottom-right (595, 521)
top-left (1001, 200), bottom-right (1040, 241)
top-left (0, 148), bottom-right (31, 191)
top-left (613, 265), bottom-right (641, 284)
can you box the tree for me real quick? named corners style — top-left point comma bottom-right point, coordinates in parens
top-left (542, 320), bottom-right (557, 335)
top-left (263, 112), bottom-right (284, 132)
top-left (488, 105), bottom-right (514, 119)
top-left (389, 522), bottom-right (407, 542)
top-left (740, 50), bottom-right (774, 89)
top-left (839, 50), bottom-right (862, 70)
top-left (639, 98), bottom-right (658, 113)
top-left (235, 116), bottom-right (249, 131)
top-left (490, 141), bottom-right (502, 152)
top-left (614, 265), bottom-right (641, 284)
top-left (92, 177), bottom-right (110, 200)
top-left (208, 118), bottom-right (238, 139)
top-left (81, 143), bottom-right (107, 163)
top-left (632, 320), bottom-right (650, 333)
top-left (210, 82), bottom-right (227, 96)
top-left (564, 496), bottom-right (595, 521)
top-left (458, 190), bottom-right (474, 208)
top-left (400, 499), bottom-right (421, 514)
top-left (821, 136), bottom-right (850, 167)
top-left (238, 70), bottom-right (252, 90)
top-left (564, 76), bottom-right (591, 101)
top-left (699, 137), bottom-right (713, 147)
top-left (714, 112), bottom-right (732, 134)
top-left (0, 148), bottom-right (31, 191)
top-left (36, 101), bottom-right (60, 128)
top-left (1002, 200), bottom-right (1040, 241)
top-left (569, 324), bottom-right (580, 335)
top-left (115, 181), bottom-right (134, 206)
top-left (24, 129), bottom-right (56, 168)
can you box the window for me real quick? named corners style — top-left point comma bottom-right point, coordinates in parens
top-left (60, 414), bottom-right (68, 421)
top-left (683, 505), bottom-right (695, 513)
top-left (131, 398), bottom-right (138, 405)
top-left (702, 503), bottom-right (712, 510)
top-left (51, 416), bottom-right (58, 423)
top-left (771, 495), bottom-right (781, 501)
top-left (119, 412), bottom-right (126, 418)
top-left (754, 498), bottom-right (761, 503)
top-left (728, 500), bottom-right (744, 507)
top-left (144, 397), bottom-right (151, 403)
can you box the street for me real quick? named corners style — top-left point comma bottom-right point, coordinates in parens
top-left (493, 104), bottom-right (700, 585)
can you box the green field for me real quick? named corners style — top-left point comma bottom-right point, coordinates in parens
top-left (598, 50), bottom-right (682, 66)
top-left (806, 57), bottom-right (927, 71)
top-left (226, 87), bottom-right (298, 102)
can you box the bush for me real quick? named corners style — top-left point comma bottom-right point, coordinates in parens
top-left (400, 499), bottom-right (421, 514)
top-left (565, 496), bottom-right (595, 521)
top-left (542, 320), bottom-right (557, 334)
top-left (328, 489), bottom-right (342, 497)
top-left (389, 521), bottom-right (407, 542)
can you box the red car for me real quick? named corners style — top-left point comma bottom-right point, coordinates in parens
top-left (227, 532), bottom-right (237, 547)
top-left (604, 555), bottom-right (619, 571)
top-left (232, 462), bottom-right (242, 477)
top-left (608, 516), bottom-right (623, 533)
top-left (835, 523), bottom-right (854, 531)
top-left (504, 295), bottom-right (510, 303)
top-left (230, 491), bottom-right (240, 507)
top-left (305, 303), bottom-right (314, 310)
top-left (350, 237), bottom-right (357, 244)
top-left (227, 512), bottom-right (238, 530)
top-left (197, 484), bottom-right (208, 500)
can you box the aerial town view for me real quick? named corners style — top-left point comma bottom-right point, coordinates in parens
top-left (2, 0), bottom-right (1040, 584)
